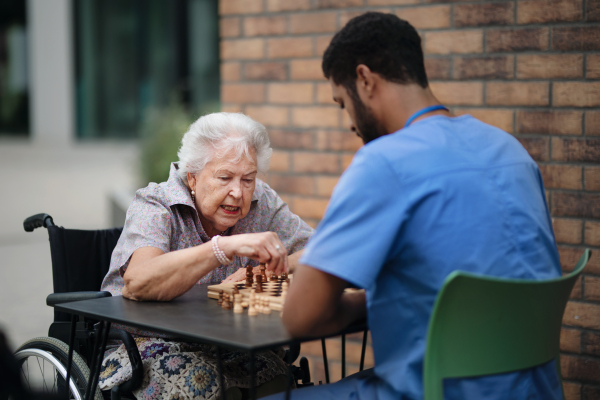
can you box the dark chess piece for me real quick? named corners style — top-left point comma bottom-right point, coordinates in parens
top-left (256, 274), bottom-right (263, 293)
top-left (245, 265), bottom-right (254, 287)
top-left (260, 264), bottom-right (267, 282)
top-left (217, 290), bottom-right (223, 306)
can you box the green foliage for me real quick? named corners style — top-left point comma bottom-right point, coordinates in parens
top-left (139, 100), bottom-right (221, 186)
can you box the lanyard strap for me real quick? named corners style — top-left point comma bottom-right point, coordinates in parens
top-left (404, 105), bottom-right (449, 128)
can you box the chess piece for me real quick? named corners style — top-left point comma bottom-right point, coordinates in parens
top-left (281, 271), bottom-right (287, 281)
top-left (233, 286), bottom-right (240, 295)
top-left (222, 293), bottom-right (231, 310)
top-left (241, 301), bottom-right (249, 308)
top-left (270, 271), bottom-right (278, 282)
top-left (234, 294), bottom-right (243, 313)
top-left (248, 296), bottom-right (258, 316)
top-left (217, 290), bottom-right (223, 306)
top-left (260, 264), bottom-right (267, 282)
top-left (245, 265), bottom-right (254, 287)
top-left (256, 274), bottom-right (263, 293)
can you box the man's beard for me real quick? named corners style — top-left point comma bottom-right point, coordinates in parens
top-left (348, 87), bottom-right (388, 144)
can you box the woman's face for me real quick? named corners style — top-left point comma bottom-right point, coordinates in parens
top-left (188, 148), bottom-right (257, 237)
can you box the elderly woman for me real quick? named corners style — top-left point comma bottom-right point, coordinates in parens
top-left (98, 113), bottom-right (313, 400)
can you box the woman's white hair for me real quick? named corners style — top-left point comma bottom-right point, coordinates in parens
top-left (177, 112), bottom-right (272, 182)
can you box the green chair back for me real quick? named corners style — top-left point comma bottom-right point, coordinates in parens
top-left (423, 249), bottom-right (590, 400)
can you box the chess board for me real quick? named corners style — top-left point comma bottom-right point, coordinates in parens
top-left (207, 274), bottom-right (292, 311)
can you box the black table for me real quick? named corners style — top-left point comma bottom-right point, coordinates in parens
top-left (55, 284), bottom-right (368, 400)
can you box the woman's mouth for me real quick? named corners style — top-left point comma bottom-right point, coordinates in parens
top-left (220, 205), bottom-right (240, 214)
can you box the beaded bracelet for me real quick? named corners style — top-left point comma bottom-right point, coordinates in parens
top-left (212, 235), bottom-right (233, 265)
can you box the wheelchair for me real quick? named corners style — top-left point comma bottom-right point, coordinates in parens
top-left (9, 213), bottom-right (312, 400)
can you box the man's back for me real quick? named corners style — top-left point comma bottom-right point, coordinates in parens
top-left (302, 115), bottom-right (562, 399)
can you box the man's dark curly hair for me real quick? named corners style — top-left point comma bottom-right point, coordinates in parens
top-left (322, 12), bottom-right (428, 91)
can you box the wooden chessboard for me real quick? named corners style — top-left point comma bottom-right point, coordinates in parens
top-left (207, 274), bottom-right (292, 311)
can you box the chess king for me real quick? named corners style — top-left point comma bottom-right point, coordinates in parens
top-left (268, 12), bottom-right (563, 400)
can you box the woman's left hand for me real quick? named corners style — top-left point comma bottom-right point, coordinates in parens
top-left (221, 265), bottom-right (262, 284)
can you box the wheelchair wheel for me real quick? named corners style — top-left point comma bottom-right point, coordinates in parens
top-left (14, 337), bottom-right (102, 400)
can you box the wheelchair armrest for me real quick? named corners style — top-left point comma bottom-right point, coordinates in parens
top-left (108, 329), bottom-right (144, 399)
top-left (46, 291), bottom-right (112, 307)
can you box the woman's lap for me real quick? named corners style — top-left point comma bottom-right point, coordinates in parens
top-left (99, 337), bottom-right (288, 400)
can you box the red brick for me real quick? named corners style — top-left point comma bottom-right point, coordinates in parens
top-left (395, 5), bottom-right (450, 29)
top-left (558, 246), bottom-right (600, 274)
top-left (518, 137), bottom-right (550, 161)
top-left (315, 0), bottom-right (363, 8)
top-left (244, 106), bottom-right (289, 127)
top-left (294, 197), bottom-right (331, 219)
top-left (269, 175), bottom-right (315, 196)
top-left (425, 30), bottom-right (483, 54)
top-left (219, 0), bottom-right (263, 15)
top-left (486, 82), bottom-right (549, 106)
top-left (585, 111), bottom-right (600, 136)
top-left (267, 0), bottom-right (310, 12)
top-left (268, 38), bottom-right (313, 59)
top-left (552, 192), bottom-right (600, 219)
top-left (454, 108), bottom-right (514, 133)
top-left (429, 82), bottom-right (483, 105)
top-left (368, 0), bottom-right (418, 4)
top-left (563, 381), bottom-right (581, 400)
top-left (270, 150), bottom-right (290, 172)
top-left (518, 0), bottom-right (583, 24)
top-left (589, 0), bottom-right (600, 20)
top-left (486, 28), bottom-right (549, 52)
top-left (539, 165), bottom-right (582, 190)
top-left (587, 54), bottom-right (600, 79)
top-left (317, 82), bottom-right (335, 104)
top-left (517, 54), bottom-right (583, 79)
top-left (292, 107), bottom-right (340, 128)
top-left (582, 385), bottom-right (600, 399)
top-left (243, 62), bottom-right (287, 81)
top-left (585, 166), bottom-right (600, 191)
top-left (221, 62), bottom-right (241, 81)
top-left (584, 276), bottom-right (600, 302)
top-left (268, 83), bottom-right (314, 104)
top-left (583, 331), bottom-right (600, 356)
top-left (221, 39), bottom-right (264, 60)
top-left (243, 16), bottom-right (287, 37)
top-left (220, 17), bottom-right (241, 38)
top-left (517, 111), bottom-right (582, 135)
top-left (290, 59), bottom-right (325, 81)
top-left (221, 104), bottom-right (242, 113)
top-left (268, 129), bottom-right (313, 149)
top-left (554, 82), bottom-right (600, 107)
top-left (454, 2), bottom-right (514, 27)
top-left (340, 9), bottom-right (394, 26)
top-left (563, 302), bottom-right (600, 330)
top-left (316, 130), bottom-right (363, 152)
top-left (290, 12), bottom-right (337, 34)
top-left (293, 152), bottom-right (340, 174)
top-left (553, 26), bottom-right (600, 51)
top-left (221, 83), bottom-right (265, 103)
top-left (561, 327), bottom-right (582, 353)
top-left (316, 176), bottom-right (340, 197)
top-left (585, 221), bottom-right (600, 247)
top-left (561, 353), bottom-right (600, 383)
top-left (454, 56), bottom-right (514, 80)
top-left (552, 138), bottom-right (600, 163)
top-left (424, 58), bottom-right (451, 80)
top-left (553, 218), bottom-right (584, 244)
top-left (316, 35), bottom-right (334, 56)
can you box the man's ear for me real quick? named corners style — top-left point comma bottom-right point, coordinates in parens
top-left (356, 64), bottom-right (376, 99)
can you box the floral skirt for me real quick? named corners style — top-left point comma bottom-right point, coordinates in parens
top-left (98, 338), bottom-right (289, 400)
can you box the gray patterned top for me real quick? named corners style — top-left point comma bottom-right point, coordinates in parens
top-left (101, 162), bottom-right (313, 296)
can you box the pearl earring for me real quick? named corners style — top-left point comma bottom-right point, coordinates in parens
top-left (191, 190), bottom-right (196, 203)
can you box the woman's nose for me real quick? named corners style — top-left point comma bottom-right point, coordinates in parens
top-left (229, 181), bottom-right (242, 198)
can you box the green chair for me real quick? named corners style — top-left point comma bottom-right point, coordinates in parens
top-left (423, 249), bottom-right (590, 400)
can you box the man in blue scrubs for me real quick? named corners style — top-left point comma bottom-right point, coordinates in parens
top-left (271, 12), bottom-right (563, 400)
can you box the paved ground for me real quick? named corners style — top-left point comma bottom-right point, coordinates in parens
top-left (0, 139), bottom-right (139, 350)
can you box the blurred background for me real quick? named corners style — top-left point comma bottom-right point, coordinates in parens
top-left (0, 0), bottom-right (220, 349)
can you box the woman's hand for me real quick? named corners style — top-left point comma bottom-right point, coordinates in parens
top-left (218, 232), bottom-right (288, 275)
top-left (221, 265), bottom-right (262, 284)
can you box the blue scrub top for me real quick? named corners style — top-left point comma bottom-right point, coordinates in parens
top-left (300, 115), bottom-right (563, 400)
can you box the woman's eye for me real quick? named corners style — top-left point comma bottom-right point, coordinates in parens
top-left (219, 177), bottom-right (230, 181)
top-left (243, 179), bottom-right (254, 183)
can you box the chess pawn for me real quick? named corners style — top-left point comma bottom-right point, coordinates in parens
top-left (260, 264), bottom-right (267, 282)
top-left (217, 290), bottom-right (223, 306)
top-left (234, 294), bottom-right (243, 314)
top-left (270, 271), bottom-right (278, 282)
top-left (263, 298), bottom-right (271, 314)
top-left (222, 293), bottom-right (231, 310)
top-left (281, 271), bottom-right (287, 281)
top-left (248, 297), bottom-right (258, 316)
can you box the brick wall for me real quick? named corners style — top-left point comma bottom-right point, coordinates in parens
top-left (219, 0), bottom-right (600, 397)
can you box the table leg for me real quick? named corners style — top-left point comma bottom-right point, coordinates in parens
top-left (341, 334), bottom-right (346, 379)
top-left (321, 339), bottom-right (330, 384)
top-left (249, 351), bottom-right (256, 400)
top-left (64, 314), bottom-right (77, 400)
top-left (359, 329), bottom-right (368, 372)
top-left (84, 322), bottom-right (101, 400)
top-left (285, 342), bottom-right (294, 400)
top-left (216, 346), bottom-right (226, 400)
top-left (89, 321), bottom-right (110, 400)
top-left (85, 321), bottom-right (110, 400)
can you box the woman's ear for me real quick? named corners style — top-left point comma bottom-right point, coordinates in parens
top-left (187, 172), bottom-right (196, 189)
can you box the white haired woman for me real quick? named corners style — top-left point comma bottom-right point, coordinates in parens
top-left (99, 113), bottom-right (314, 399)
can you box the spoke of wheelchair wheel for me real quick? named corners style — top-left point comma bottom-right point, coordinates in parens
top-left (36, 356), bottom-right (50, 392)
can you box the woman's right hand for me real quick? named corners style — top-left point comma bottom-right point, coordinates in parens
top-left (218, 232), bottom-right (288, 275)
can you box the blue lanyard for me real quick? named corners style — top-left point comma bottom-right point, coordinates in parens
top-left (404, 105), bottom-right (449, 128)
